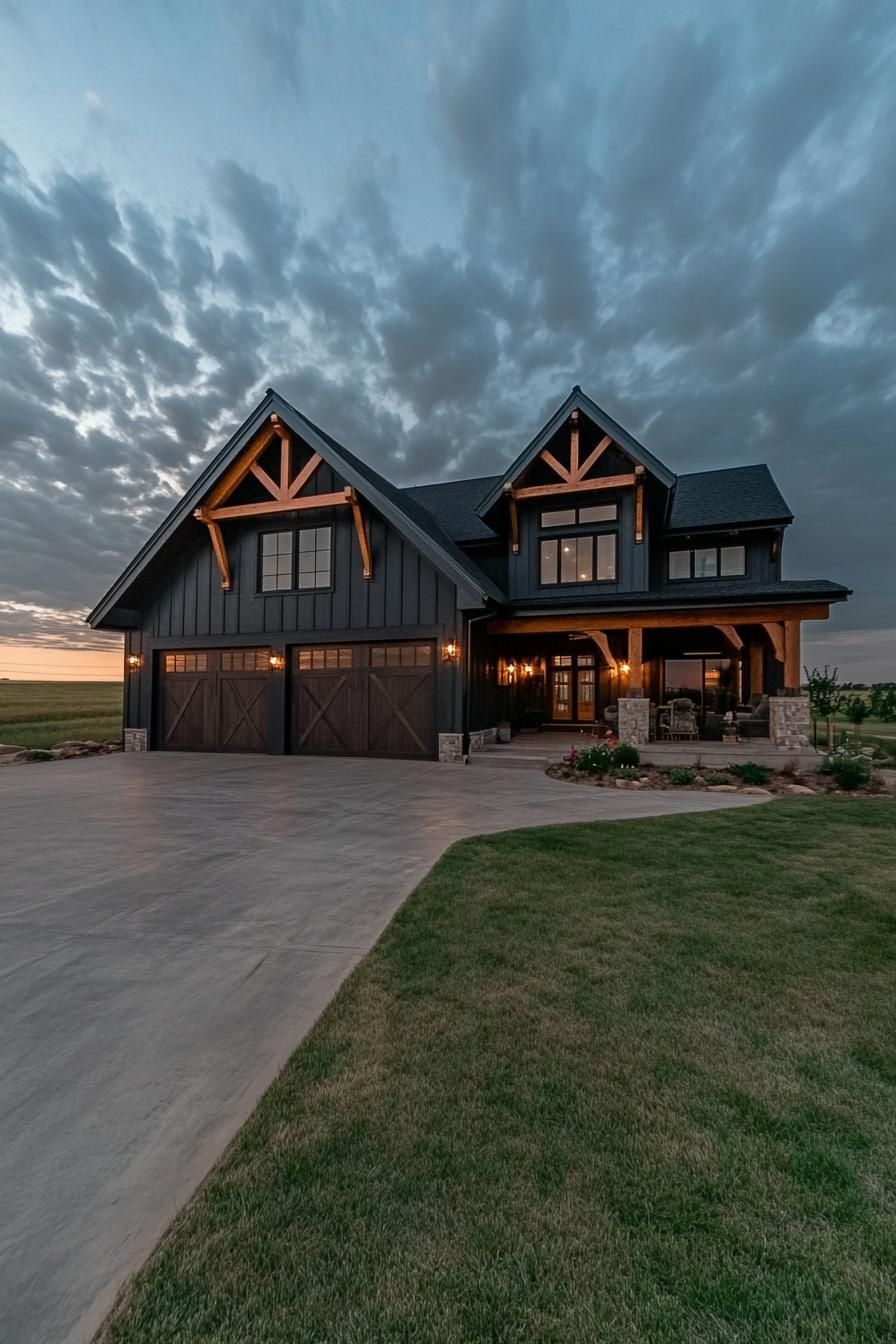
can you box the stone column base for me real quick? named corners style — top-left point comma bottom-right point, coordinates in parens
top-left (769, 693), bottom-right (811, 749)
top-left (618, 698), bottom-right (650, 746)
top-left (468, 729), bottom-right (485, 752)
top-left (438, 732), bottom-right (464, 762)
top-left (124, 728), bottom-right (147, 752)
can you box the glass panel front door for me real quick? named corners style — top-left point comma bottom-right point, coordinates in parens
top-left (552, 664), bottom-right (572, 720)
top-left (552, 654), bottom-right (595, 722)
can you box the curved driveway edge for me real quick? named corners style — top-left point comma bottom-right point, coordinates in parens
top-left (0, 754), bottom-right (764, 1344)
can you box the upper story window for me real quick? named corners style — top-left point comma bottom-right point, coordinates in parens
top-left (541, 533), bottom-right (616, 585)
top-left (298, 526), bottom-right (332, 590)
top-left (669, 544), bottom-right (746, 580)
top-left (260, 531), bottom-right (294, 592)
top-left (259, 525), bottom-right (332, 593)
top-left (541, 503), bottom-right (617, 528)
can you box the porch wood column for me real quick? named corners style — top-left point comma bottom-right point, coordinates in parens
top-left (749, 642), bottom-right (764, 697)
top-left (627, 627), bottom-right (643, 694)
top-left (783, 619), bottom-right (801, 690)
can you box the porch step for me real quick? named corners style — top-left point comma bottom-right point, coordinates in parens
top-left (468, 746), bottom-right (556, 770)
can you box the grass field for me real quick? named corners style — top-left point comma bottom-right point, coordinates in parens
top-left (103, 799), bottom-right (896, 1344)
top-left (0, 681), bottom-right (123, 749)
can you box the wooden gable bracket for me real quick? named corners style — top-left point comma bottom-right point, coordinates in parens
top-left (345, 487), bottom-right (373, 579)
top-left (714, 623), bottom-right (744, 652)
top-left (761, 622), bottom-right (786, 662)
top-left (582, 629), bottom-right (617, 672)
top-left (503, 483), bottom-right (520, 554)
top-left (634, 465), bottom-right (645, 543)
top-left (193, 509), bottom-right (232, 590)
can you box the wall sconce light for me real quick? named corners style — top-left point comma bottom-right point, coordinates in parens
top-left (269, 652), bottom-right (286, 670)
top-left (506, 662), bottom-right (516, 681)
top-left (618, 660), bottom-right (631, 675)
top-left (522, 662), bottom-right (534, 677)
top-left (127, 653), bottom-right (143, 671)
top-left (442, 640), bottom-right (460, 662)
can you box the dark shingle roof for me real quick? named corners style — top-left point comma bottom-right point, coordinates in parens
top-left (668, 465), bottom-right (792, 530)
top-left (403, 476), bottom-right (502, 543)
top-left (508, 577), bottom-right (850, 615)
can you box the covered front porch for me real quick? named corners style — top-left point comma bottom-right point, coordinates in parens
top-left (473, 601), bottom-right (825, 750)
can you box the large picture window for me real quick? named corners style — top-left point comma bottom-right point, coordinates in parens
top-left (668, 544), bottom-right (745, 580)
top-left (540, 533), bottom-right (616, 585)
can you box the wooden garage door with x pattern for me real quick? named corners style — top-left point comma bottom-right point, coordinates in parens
top-left (291, 642), bottom-right (435, 759)
top-left (159, 649), bottom-right (270, 752)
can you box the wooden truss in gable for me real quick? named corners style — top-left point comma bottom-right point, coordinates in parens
top-left (193, 413), bottom-right (373, 590)
top-left (505, 409), bottom-right (645, 552)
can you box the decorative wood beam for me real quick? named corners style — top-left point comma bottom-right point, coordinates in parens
top-left (634, 465), bottom-right (645, 543)
top-left (205, 491), bottom-right (349, 521)
top-left (206, 422), bottom-right (279, 509)
top-left (503, 484), bottom-right (520, 554)
top-left (583, 629), bottom-right (617, 672)
top-left (627, 627), bottom-right (644, 693)
top-left (249, 461), bottom-right (283, 500)
top-left (784, 619), bottom-right (801, 690)
top-left (489, 603), bottom-right (831, 636)
top-left (278, 424), bottom-right (291, 497)
top-left (714, 623), bottom-right (744, 652)
top-left (287, 451), bottom-right (323, 499)
top-left (539, 448), bottom-right (571, 482)
top-left (569, 409), bottom-right (580, 481)
top-left (193, 510), bottom-right (231, 590)
top-left (574, 434), bottom-right (613, 483)
top-left (762, 621), bottom-right (786, 663)
top-left (345, 487), bottom-right (373, 579)
top-left (512, 473), bottom-right (635, 500)
top-left (749, 642), bottom-right (764, 697)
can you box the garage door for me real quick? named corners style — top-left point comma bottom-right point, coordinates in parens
top-left (159, 649), bottom-right (271, 752)
top-left (291, 642), bottom-right (435, 759)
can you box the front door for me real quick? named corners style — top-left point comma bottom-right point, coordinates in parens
top-left (551, 653), bottom-right (596, 723)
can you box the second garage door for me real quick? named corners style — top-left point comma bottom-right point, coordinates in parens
top-left (291, 641), bottom-right (435, 759)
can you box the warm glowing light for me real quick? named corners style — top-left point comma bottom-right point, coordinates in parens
top-left (507, 662), bottom-right (516, 679)
top-left (619, 660), bottom-right (631, 674)
top-left (443, 640), bottom-right (460, 661)
top-left (127, 653), bottom-right (143, 671)
top-left (522, 662), bottom-right (534, 676)
top-left (269, 652), bottom-right (285, 670)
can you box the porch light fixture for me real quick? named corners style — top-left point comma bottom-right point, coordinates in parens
top-left (269, 652), bottom-right (286, 670)
top-left (442, 640), bottom-right (460, 662)
top-left (127, 653), bottom-right (143, 671)
top-left (618, 660), bottom-right (631, 675)
top-left (522, 662), bottom-right (534, 677)
top-left (506, 662), bottom-right (516, 680)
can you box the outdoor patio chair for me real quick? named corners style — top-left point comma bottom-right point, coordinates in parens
top-left (736, 694), bottom-right (770, 739)
top-left (662, 697), bottom-right (699, 741)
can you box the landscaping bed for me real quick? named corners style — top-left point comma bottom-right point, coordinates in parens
top-left (547, 743), bottom-right (894, 798)
top-left (0, 738), bottom-right (122, 765)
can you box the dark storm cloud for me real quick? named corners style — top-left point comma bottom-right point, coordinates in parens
top-left (0, 0), bottom-right (893, 668)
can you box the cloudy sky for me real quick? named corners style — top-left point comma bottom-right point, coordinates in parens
top-left (0, 0), bottom-right (893, 680)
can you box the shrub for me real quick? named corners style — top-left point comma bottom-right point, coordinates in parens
top-left (612, 765), bottom-right (641, 780)
top-left (24, 748), bottom-right (53, 762)
top-left (844, 694), bottom-right (869, 729)
top-left (570, 744), bottom-right (613, 775)
top-left (668, 767), bottom-right (695, 786)
top-left (611, 743), bottom-right (640, 767)
top-left (729, 761), bottom-right (771, 786)
top-left (704, 770), bottom-right (731, 785)
top-left (821, 746), bottom-right (871, 791)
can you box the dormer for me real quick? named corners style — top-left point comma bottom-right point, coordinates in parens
top-left (478, 387), bottom-right (676, 602)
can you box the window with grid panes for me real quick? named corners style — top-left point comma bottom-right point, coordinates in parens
top-left (298, 526), bottom-right (332, 589)
top-left (259, 531), bottom-right (293, 591)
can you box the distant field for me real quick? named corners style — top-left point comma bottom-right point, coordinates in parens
top-left (0, 681), bottom-right (123, 749)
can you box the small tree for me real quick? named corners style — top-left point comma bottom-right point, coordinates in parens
top-left (804, 665), bottom-right (845, 749)
top-left (844, 693), bottom-right (869, 735)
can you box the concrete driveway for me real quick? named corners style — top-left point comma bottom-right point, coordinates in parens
top-left (0, 753), bottom-right (762, 1343)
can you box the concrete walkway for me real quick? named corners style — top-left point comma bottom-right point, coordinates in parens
top-left (0, 753), bottom-right (763, 1344)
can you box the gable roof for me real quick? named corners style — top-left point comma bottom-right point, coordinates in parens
top-left (667, 465), bottom-right (792, 531)
top-left (403, 476), bottom-right (502, 543)
top-left (87, 390), bottom-right (505, 628)
top-left (478, 385), bottom-right (677, 516)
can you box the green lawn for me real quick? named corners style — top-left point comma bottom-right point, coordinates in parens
top-left (0, 681), bottom-right (122, 749)
top-left (103, 800), bottom-right (896, 1344)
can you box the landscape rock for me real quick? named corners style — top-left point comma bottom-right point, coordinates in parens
top-left (707, 784), bottom-right (738, 793)
top-left (0, 743), bottom-right (27, 755)
top-left (614, 778), bottom-right (643, 789)
top-left (742, 786), bottom-right (773, 796)
top-left (786, 784), bottom-right (817, 795)
top-left (692, 774), bottom-right (706, 785)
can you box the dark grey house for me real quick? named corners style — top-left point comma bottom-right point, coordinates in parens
top-left (88, 386), bottom-right (849, 758)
